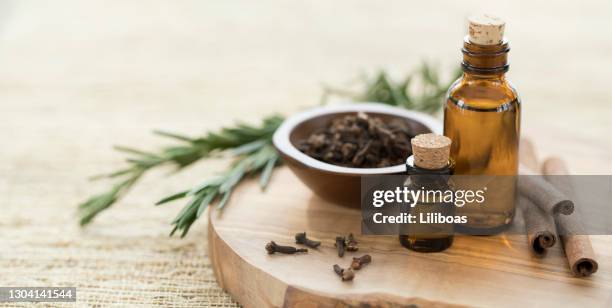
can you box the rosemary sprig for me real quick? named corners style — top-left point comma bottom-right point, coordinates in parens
top-left (78, 61), bottom-right (458, 238)
top-left (322, 62), bottom-right (462, 113)
top-left (77, 115), bottom-right (283, 226)
top-left (157, 142), bottom-right (279, 237)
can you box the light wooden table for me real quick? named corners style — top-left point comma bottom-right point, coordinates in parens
top-left (0, 0), bottom-right (610, 306)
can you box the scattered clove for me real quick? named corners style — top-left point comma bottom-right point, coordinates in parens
top-left (346, 233), bottom-right (358, 252)
top-left (335, 236), bottom-right (346, 257)
top-left (294, 232), bottom-right (321, 249)
top-left (350, 255), bottom-right (372, 270)
top-left (333, 264), bottom-right (355, 281)
top-left (265, 241), bottom-right (308, 255)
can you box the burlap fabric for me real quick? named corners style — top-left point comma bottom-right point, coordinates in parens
top-left (0, 169), bottom-right (238, 307)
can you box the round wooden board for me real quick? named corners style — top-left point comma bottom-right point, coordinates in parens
top-left (208, 167), bottom-right (612, 308)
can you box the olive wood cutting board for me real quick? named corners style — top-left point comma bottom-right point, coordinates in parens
top-left (208, 167), bottom-right (612, 307)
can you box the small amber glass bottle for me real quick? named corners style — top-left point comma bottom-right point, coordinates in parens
top-left (444, 15), bottom-right (520, 233)
top-left (399, 134), bottom-right (454, 252)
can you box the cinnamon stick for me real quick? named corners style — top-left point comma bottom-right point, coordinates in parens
top-left (518, 167), bottom-right (574, 216)
top-left (542, 157), bottom-right (598, 277)
top-left (518, 195), bottom-right (556, 256)
top-left (519, 139), bottom-right (574, 215)
top-left (518, 139), bottom-right (557, 256)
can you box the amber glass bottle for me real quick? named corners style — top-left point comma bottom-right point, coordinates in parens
top-left (444, 16), bottom-right (520, 233)
top-left (399, 156), bottom-right (454, 252)
top-left (399, 134), bottom-right (454, 252)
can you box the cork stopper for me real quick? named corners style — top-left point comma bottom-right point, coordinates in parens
top-left (468, 14), bottom-right (505, 45)
top-left (411, 133), bottom-right (451, 170)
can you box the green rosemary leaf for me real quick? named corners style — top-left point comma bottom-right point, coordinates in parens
top-left (113, 146), bottom-right (160, 158)
top-left (247, 151), bottom-right (267, 173)
top-left (155, 190), bottom-right (190, 205)
top-left (388, 80), bottom-right (410, 108)
top-left (153, 130), bottom-right (196, 142)
top-left (231, 139), bottom-right (267, 156)
top-left (179, 223), bottom-right (193, 238)
top-left (78, 173), bottom-right (141, 225)
top-left (420, 62), bottom-right (440, 85)
top-left (216, 192), bottom-right (231, 210)
top-left (174, 195), bottom-right (202, 238)
top-left (78, 195), bottom-right (117, 226)
top-left (172, 195), bottom-right (201, 224)
top-left (177, 202), bottom-right (199, 228)
top-left (219, 162), bottom-right (247, 193)
top-left (322, 61), bottom-right (461, 115)
top-left (169, 225), bottom-right (178, 237)
top-left (259, 154), bottom-right (278, 189)
top-left (187, 176), bottom-right (224, 196)
top-left (88, 167), bottom-right (136, 180)
top-left (125, 158), bottom-right (150, 166)
top-left (166, 142), bottom-right (280, 236)
top-left (159, 146), bottom-right (207, 168)
top-left (196, 193), bottom-right (215, 218)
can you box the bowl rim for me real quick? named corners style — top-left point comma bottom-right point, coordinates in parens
top-left (272, 102), bottom-right (442, 175)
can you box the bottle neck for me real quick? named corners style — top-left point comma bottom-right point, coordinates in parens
top-left (405, 156), bottom-right (452, 175)
top-left (461, 35), bottom-right (509, 75)
top-left (462, 71), bottom-right (506, 81)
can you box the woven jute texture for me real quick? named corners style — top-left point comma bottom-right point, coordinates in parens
top-left (0, 178), bottom-right (239, 307)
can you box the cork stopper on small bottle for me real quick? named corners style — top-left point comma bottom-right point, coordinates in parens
top-left (411, 133), bottom-right (451, 170)
top-left (468, 14), bottom-right (505, 45)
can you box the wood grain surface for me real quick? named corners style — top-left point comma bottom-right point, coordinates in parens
top-left (209, 168), bottom-right (612, 308)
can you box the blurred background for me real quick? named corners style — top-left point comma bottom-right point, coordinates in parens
top-left (0, 0), bottom-right (610, 306)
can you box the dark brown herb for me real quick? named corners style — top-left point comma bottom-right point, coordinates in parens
top-left (346, 233), bottom-right (358, 252)
top-left (294, 232), bottom-right (321, 249)
top-left (333, 264), bottom-right (355, 281)
top-left (265, 241), bottom-right (307, 254)
top-left (350, 255), bottom-right (372, 270)
top-left (335, 236), bottom-right (346, 257)
top-left (297, 112), bottom-right (413, 168)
